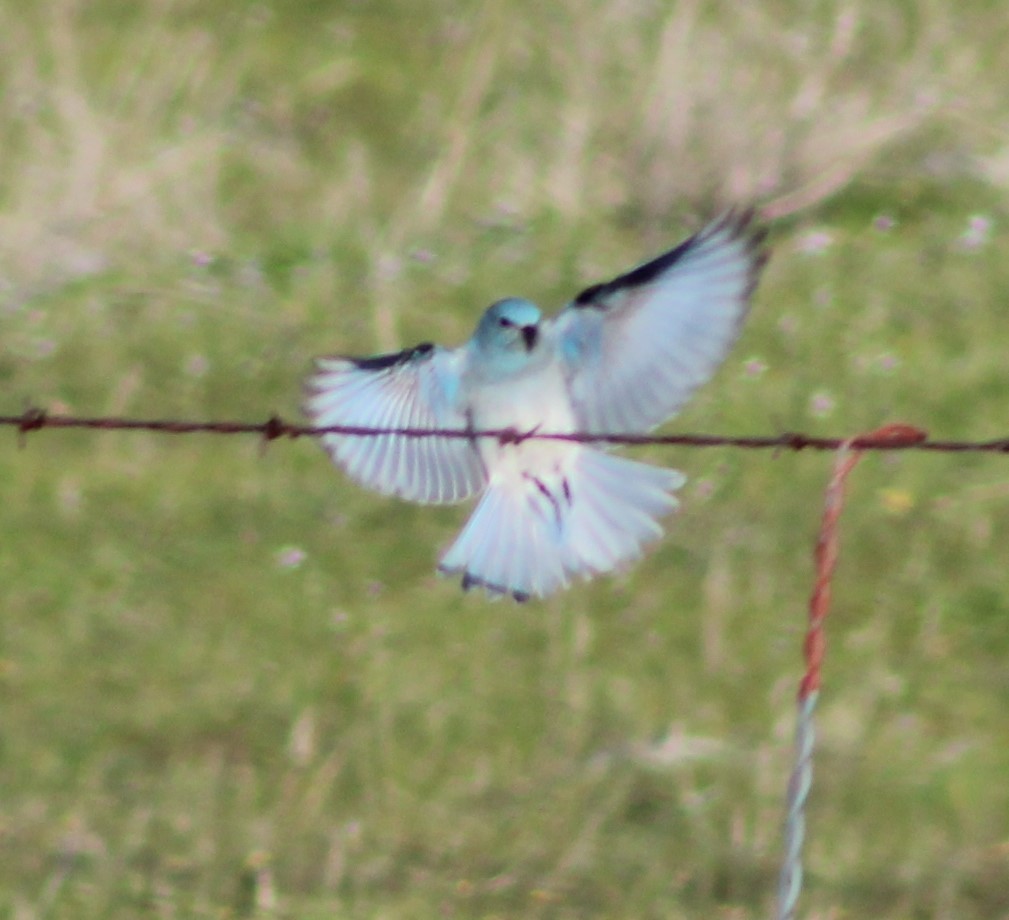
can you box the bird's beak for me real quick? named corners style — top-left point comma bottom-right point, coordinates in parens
top-left (521, 324), bottom-right (538, 351)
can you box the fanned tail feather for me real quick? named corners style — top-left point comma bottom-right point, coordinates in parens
top-left (439, 450), bottom-right (684, 601)
top-left (439, 482), bottom-right (569, 601)
top-left (561, 451), bottom-right (684, 576)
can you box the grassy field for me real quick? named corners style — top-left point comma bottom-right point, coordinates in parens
top-left (3, 1), bottom-right (1009, 917)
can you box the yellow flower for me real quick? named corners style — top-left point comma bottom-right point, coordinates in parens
top-left (879, 488), bottom-right (914, 515)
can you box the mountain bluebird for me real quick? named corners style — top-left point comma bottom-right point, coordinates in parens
top-left (305, 210), bottom-right (768, 600)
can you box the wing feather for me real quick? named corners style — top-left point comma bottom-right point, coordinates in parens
top-left (551, 210), bottom-right (768, 434)
top-left (304, 343), bottom-right (486, 503)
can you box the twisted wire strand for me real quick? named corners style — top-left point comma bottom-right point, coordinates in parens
top-left (0, 408), bottom-right (993, 912)
top-left (776, 430), bottom-right (868, 920)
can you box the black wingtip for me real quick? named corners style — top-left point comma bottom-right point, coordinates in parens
top-left (687, 206), bottom-right (771, 277)
top-left (719, 205), bottom-right (771, 304)
top-left (346, 342), bottom-right (435, 372)
top-left (572, 206), bottom-right (770, 310)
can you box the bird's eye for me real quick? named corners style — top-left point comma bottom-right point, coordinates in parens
top-left (498, 317), bottom-right (512, 327)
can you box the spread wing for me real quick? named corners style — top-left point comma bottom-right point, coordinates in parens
top-left (304, 343), bottom-right (486, 503)
top-left (550, 210), bottom-right (768, 434)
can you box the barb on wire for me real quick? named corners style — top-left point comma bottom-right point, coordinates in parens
top-left (2, 408), bottom-right (1004, 454)
top-left (776, 425), bottom-right (874, 920)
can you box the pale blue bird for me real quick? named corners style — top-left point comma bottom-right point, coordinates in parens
top-left (305, 210), bottom-right (768, 601)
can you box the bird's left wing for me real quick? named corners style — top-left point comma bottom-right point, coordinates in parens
top-left (304, 343), bottom-right (486, 503)
top-left (550, 210), bottom-right (768, 434)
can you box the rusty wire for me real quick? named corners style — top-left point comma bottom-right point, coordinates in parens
top-left (2, 409), bottom-right (1005, 454)
top-left (776, 427), bottom-right (870, 920)
top-left (2, 407), bottom-right (1001, 915)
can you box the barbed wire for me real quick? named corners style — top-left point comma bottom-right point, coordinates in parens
top-left (3, 407), bottom-right (998, 914)
top-left (4, 408), bottom-right (1009, 454)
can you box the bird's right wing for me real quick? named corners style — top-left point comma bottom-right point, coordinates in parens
top-left (304, 343), bottom-right (487, 504)
top-left (551, 210), bottom-right (768, 434)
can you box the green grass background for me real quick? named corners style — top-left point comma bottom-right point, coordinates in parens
top-left (3, 1), bottom-right (1009, 917)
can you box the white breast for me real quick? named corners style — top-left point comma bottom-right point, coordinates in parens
top-left (468, 357), bottom-right (579, 486)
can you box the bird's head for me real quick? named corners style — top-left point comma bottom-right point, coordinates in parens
top-left (474, 298), bottom-right (542, 358)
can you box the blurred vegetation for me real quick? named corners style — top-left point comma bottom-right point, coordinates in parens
top-left (2, 1), bottom-right (1009, 917)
